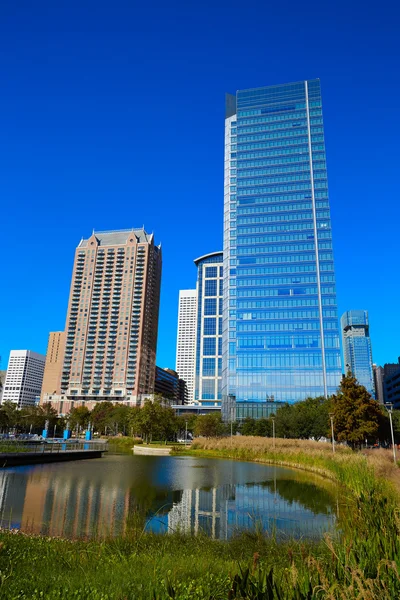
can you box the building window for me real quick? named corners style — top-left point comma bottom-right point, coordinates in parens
top-left (203, 318), bottom-right (216, 335)
top-left (205, 280), bottom-right (217, 297)
top-left (203, 338), bottom-right (216, 356)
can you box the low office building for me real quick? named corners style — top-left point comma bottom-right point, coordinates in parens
top-left (2, 350), bottom-right (46, 408)
top-left (154, 366), bottom-right (186, 404)
top-left (382, 358), bottom-right (400, 409)
top-left (373, 359), bottom-right (400, 405)
top-left (384, 370), bottom-right (400, 409)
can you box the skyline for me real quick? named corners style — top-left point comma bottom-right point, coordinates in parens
top-left (1, 0), bottom-right (400, 371)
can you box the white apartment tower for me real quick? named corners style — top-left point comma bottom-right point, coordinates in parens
top-left (176, 290), bottom-right (197, 403)
top-left (2, 350), bottom-right (46, 408)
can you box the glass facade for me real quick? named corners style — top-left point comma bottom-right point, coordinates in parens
top-left (341, 310), bottom-right (375, 397)
top-left (222, 80), bottom-right (342, 420)
top-left (194, 252), bottom-right (223, 407)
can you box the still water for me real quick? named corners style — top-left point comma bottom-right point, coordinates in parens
top-left (0, 454), bottom-right (343, 540)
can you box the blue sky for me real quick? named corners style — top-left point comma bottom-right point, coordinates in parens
top-left (0, 0), bottom-right (399, 370)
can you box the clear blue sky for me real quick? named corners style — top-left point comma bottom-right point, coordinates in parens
top-left (0, 0), bottom-right (399, 371)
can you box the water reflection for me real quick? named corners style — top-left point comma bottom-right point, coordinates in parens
top-left (0, 455), bottom-right (342, 540)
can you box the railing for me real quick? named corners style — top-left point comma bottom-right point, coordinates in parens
top-left (0, 440), bottom-right (108, 455)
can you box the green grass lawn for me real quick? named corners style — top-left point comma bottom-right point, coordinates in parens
top-left (0, 438), bottom-right (399, 598)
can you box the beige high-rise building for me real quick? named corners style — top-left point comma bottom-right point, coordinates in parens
top-left (44, 229), bottom-right (161, 412)
top-left (40, 331), bottom-right (65, 401)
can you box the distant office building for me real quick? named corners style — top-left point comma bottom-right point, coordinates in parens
top-left (194, 252), bottom-right (223, 408)
top-left (154, 366), bottom-right (186, 404)
top-left (44, 229), bottom-right (161, 413)
top-left (2, 350), bottom-right (45, 408)
top-left (222, 80), bottom-right (342, 421)
top-left (373, 364), bottom-right (385, 404)
top-left (40, 331), bottom-right (65, 402)
top-left (175, 289), bottom-right (197, 402)
top-left (384, 359), bottom-right (400, 409)
top-left (341, 310), bottom-right (375, 396)
top-left (374, 358), bottom-right (400, 406)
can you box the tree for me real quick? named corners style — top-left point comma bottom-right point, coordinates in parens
top-left (293, 396), bottom-right (330, 440)
top-left (240, 417), bottom-right (272, 437)
top-left (0, 401), bottom-right (18, 429)
top-left (90, 402), bottom-right (115, 434)
top-left (275, 403), bottom-right (297, 438)
top-left (110, 403), bottom-right (131, 435)
top-left (331, 374), bottom-right (384, 448)
top-left (194, 413), bottom-right (226, 438)
top-left (68, 406), bottom-right (91, 430)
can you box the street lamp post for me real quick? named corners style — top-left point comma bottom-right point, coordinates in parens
top-left (329, 413), bottom-right (335, 453)
top-left (185, 420), bottom-right (188, 447)
top-left (386, 404), bottom-right (396, 465)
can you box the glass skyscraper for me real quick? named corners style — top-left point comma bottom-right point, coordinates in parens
top-left (222, 80), bottom-right (342, 420)
top-left (341, 310), bottom-right (375, 397)
top-left (194, 252), bottom-right (223, 407)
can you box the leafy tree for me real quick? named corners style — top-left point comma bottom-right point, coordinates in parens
top-left (194, 413), bottom-right (226, 438)
top-left (331, 374), bottom-right (384, 448)
top-left (240, 417), bottom-right (272, 437)
top-left (275, 403), bottom-right (297, 438)
top-left (40, 403), bottom-right (59, 430)
top-left (90, 402), bottom-right (115, 434)
top-left (0, 401), bottom-right (18, 429)
top-left (68, 406), bottom-right (91, 430)
top-left (110, 403), bottom-right (131, 435)
top-left (293, 396), bottom-right (330, 440)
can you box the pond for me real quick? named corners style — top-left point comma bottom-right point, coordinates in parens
top-left (0, 454), bottom-right (344, 540)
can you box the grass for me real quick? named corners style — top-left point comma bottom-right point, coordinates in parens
top-left (0, 441), bottom-right (34, 453)
top-left (0, 437), bottom-right (399, 598)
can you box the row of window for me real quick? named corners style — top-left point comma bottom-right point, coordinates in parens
top-left (236, 164), bottom-right (325, 177)
top-left (232, 233), bottom-right (329, 246)
top-left (236, 297), bottom-right (336, 309)
top-left (236, 309), bottom-right (337, 320)
top-left (236, 241), bottom-right (314, 253)
top-left (237, 109), bottom-right (321, 126)
top-left (234, 146), bottom-right (325, 162)
top-left (236, 285), bottom-right (336, 297)
top-left (238, 129), bottom-right (324, 144)
top-left (236, 137), bottom-right (323, 152)
top-left (234, 264), bottom-right (333, 276)
top-left (236, 192), bottom-right (328, 209)
top-left (235, 222), bottom-right (329, 235)
top-left (233, 333), bottom-right (339, 349)
top-left (236, 102), bottom-right (320, 118)
top-left (237, 183), bottom-right (327, 196)
top-left (237, 122), bottom-right (322, 134)
top-left (236, 352), bottom-right (340, 368)
top-left (236, 248), bottom-right (332, 261)
top-left (236, 320), bottom-right (339, 332)
top-left (236, 153), bottom-right (325, 169)
top-left (236, 175), bottom-right (326, 188)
